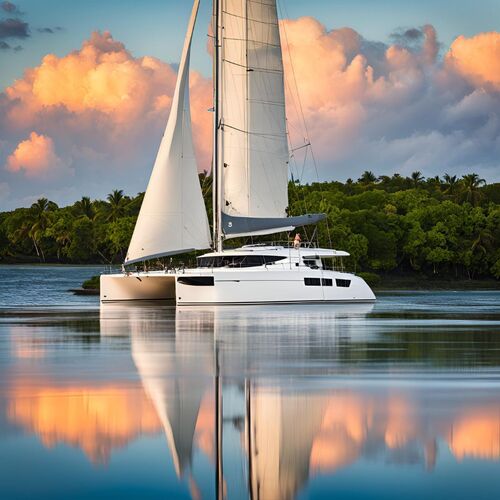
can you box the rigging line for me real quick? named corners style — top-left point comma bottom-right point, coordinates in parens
top-left (279, 0), bottom-right (333, 249)
top-left (285, 35), bottom-right (309, 221)
top-left (290, 142), bottom-right (311, 153)
top-left (248, 0), bottom-right (278, 6)
top-left (245, 0), bottom-right (250, 215)
top-left (222, 58), bottom-right (283, 74)
top-left (247, 99), bottom-right (285, 107)
top-left (278, 0), bottom-right (308, 148)
top-left (222, 9), bottom-right (279, 27)
top-left (222, 35), bottom-right (280, 48)
top-left (223, 123), bottom-right (284, 138)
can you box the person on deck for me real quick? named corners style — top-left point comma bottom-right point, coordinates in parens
top-left (294, 233), bottom-right (302, 249)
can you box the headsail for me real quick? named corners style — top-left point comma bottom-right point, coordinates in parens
top-left (125, 0), bottom-right (211, 265)
top-left (217, 0), bottom-right (324, 240)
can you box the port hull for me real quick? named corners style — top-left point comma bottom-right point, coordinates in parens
top-left (100, 272), bottom-right (176, 302)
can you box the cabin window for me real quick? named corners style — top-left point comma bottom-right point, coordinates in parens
top-left (303, 259), bottom-right (320, 269)
top-left (336, 279), bottom-right (351, 288)
top-left (197, 255), bottom-right (285, 268)
top-left (322, 278), bottom-right (333, 286)
top-left (304, 277), bottom-right (321, 286)
top-left (177, 276), bottom-right (214, 286)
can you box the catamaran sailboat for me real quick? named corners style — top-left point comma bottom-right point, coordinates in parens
top-left (100, 0), bottom-right (375, 305)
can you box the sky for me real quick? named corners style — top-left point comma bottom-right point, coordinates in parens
top-left (0, 0), bottom-right (499, 209)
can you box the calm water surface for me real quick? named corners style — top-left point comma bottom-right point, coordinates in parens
top-left (1, 266), bottom-right (500, 499)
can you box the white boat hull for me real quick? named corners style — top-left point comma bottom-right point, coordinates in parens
top-left (101, 247), bottom-right (376, 305)
top-left (100, 272), bottom-right (176, 302)
top-left (176, 268), bottom-right (375, 305)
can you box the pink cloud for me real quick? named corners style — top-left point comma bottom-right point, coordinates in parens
top-left (0, 23), bottom-right (499, 209)
top-left (3, 31), bottom-right (212, 172)
top-left (5, 132), bottom-right (69, 179)
top-left (445, 32), bottom-right (500, 90)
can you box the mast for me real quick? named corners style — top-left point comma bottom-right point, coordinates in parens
top-left (213, 0), bottom-right (223, 252)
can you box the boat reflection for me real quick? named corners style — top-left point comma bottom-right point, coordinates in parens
top-left (5, 304), bottom-right (500, 498)
top-left (100, 304), bottom-right (500, 499)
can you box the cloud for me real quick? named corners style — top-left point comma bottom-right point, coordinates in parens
top-left (37, 26), bottom-right (63, 34)
top-left (5, 132), bottom-right (71, 178)
top-left (279, 17), bottom-right (500, 182)
top-left (1, 1), bottom-right (21, 14)
top-left (390, 27), bottom-right (424, 48)
top-left (0, 18), bottom-right (29, 39)
top-left (0, 23), bottom-right (499, 209)
top-left (0, 39), bottom-right (21, 50)
top-left (445, 32), bottom-right (500, 90)
top-left (0, 31), bottom-right (211, 207)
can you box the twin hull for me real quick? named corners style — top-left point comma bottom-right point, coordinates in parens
top-left (100, 269), bottom-right (375, 305)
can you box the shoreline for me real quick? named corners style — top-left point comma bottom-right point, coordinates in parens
top-left (373, 277), bottom-right (499, 291)
top-left (1, 263), bottom-right (498, 291)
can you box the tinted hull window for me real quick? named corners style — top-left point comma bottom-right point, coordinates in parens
top-left (304, 278), bottom-right (321, 286)
top-left (177, 276), bottom-right (214, 286)
top-left (336, 279), bottom-right (351, 287)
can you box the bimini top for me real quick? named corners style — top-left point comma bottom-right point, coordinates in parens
top-left (199, 246), bottom-right (350, 258)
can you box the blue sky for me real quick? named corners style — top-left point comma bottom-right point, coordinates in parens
top-left (1, 0), bottom-right (499, 89)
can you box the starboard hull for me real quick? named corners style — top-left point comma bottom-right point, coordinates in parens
top-left (175, 269), bottom-right (375, 305)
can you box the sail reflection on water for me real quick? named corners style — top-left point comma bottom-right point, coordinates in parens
top-left (98, 304), bottom-right (500, 499)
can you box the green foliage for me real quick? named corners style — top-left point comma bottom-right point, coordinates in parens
top-left (67, 218), bottom-right (95, 262)
top-left (82, 275), bottom-right (100, 290)
top-left (357, 272), bottom-right (381, 287)
top-left (0, 172), bottom-right (498, 281)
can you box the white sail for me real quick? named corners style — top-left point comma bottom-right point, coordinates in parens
top-left (125, 0), bottom-right (211, 265)
top-left (220, 0), bottom-right (289, 220)
top-left (131, 335), bottom-right (207, 478)
top-left (248, 386), bottom-right (328, 500)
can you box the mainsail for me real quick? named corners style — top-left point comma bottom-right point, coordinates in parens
top-left (125, 0), bottom-right (211, 265)
top-left (216, 0), bottom-right (325, 238)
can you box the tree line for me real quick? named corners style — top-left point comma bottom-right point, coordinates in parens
top-left (0, 171), bottom-right (499, 281)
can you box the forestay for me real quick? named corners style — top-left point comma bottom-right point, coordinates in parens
top-left (125, 0), bottom-right (211, 265)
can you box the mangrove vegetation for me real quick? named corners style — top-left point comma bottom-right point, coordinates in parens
top-left (1, 171), bottom-right (499, 283)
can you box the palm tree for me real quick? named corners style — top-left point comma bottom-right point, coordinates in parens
top-left (358, 171), bottom-right (377, 185)
top-left (410, 171), bottom-right (425, 187)
top-left (344, 178), bottom-right (355, 195)
top-left (106, 189), bottom-right (126, 222)
top-left (74, 196), bottom-right (95, 219)
top-left (461, 173), bottom-right (486, 206)
top-left (443, 173), bottom-right (459, 197)
top-left (29, 198), bottom-right (57, 261)
top-left (472, 227), bottom-right (495, 256)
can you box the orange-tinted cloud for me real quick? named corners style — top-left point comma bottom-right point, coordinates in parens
top-left (7, 381), bottom-right (161, 464)
top-left (0, 23), bottom-right (499, 209)
top-left (2, 31), bottom-right (212, 178)
top-left (5, 131), bottom-right (69, 178)
top-left (447, 406), bottom-right (500, 460)
top-left (445, 32), bottom-right (500, 90)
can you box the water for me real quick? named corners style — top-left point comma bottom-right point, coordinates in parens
top-left (0, 266), bottom-right (499, 499)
